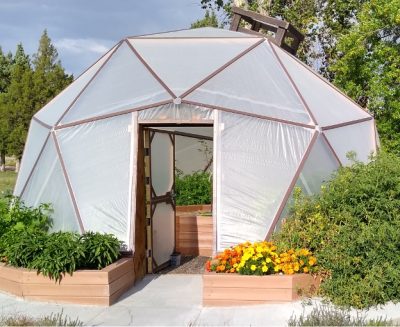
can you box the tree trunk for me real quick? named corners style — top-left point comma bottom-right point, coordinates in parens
top-left (15, 158), bottom-right (20, 173)
top-left (0, 152), bottom-right (5, 172)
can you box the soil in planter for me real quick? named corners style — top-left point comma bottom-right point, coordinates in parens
top-left (156, 256), bottom-right (209, 275)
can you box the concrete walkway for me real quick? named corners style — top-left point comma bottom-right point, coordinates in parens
top-left (0, 274), bottom-right (399, 326)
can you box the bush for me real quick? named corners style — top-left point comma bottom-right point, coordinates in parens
top-left (175, 171), bottom-right (212, 205)
top-left (273, 152), bottom-right (400, 308)
top-left (0, 310), bottom-right (82, 326)
top-left (0, 196), bottom-right (52, 239)
top-left (80, 232), bottom-right (121, 269)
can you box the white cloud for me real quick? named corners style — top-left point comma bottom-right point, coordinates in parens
top-left (55, 38), bottom-right (111, 54)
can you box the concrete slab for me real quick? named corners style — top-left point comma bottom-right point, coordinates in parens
top-left (0, 274), bottom-right (399, 326)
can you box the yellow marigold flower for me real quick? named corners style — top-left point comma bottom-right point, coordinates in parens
top-left (303, 267), bottom-right (309, 273)
top-left (256, 246), bottom-right (263, 253)
top-left (266, 258), bottom-right (272, 263)
top-left (299, 260), bottom-right (304, 266)
top-left (275, 258), bottom-right (281, 264)
top-left (288, 268), bottom-right (294, 275)
top-left (294, 263), bottom-right (300, 272)
top-left (251, 265), bottom-right (256, 271)
top-left (309, 256), bottom-right (317, 266)
top-left (262, 265), bottom-right (268, 273)
top-left (274, 265), bottom-right (280, 272)
top-left (257, 253), bottom-right (263, 259)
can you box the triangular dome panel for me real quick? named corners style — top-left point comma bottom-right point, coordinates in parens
top-left (272, 43), bottom-right (371, 127)
top-left (34, 46), bottom-right (116, 126)
top-left (21, 137), bottom-right (80, 232)
top-left (138, 27), bottom-right (255, 38)
top-left (274, 133), bottom-right (340, 231)
top-left (128, 37), bottom-right (261, 97)
top-left (185, 42), bottom-right (312, 125)
top-left (57, 114), bottom-right (132, 244)
top-left (60, 41), bottom-right (172, 125)
top-left (324, 120), bottom-right (376, 165)
top-left (216, 111), bottom-right (313, 251)
top-left (14, 120), bottom-right (50, 195)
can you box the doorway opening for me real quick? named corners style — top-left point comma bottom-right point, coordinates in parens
top-left (138, 124), bottom-right (213, 274)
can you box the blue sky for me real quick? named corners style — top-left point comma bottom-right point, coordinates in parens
top-left (0, 0), bottom-right (205, 76)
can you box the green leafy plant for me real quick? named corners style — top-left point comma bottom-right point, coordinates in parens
top-left (175, 171), bottom-right (212, 205)
top-left (80, 232), bottom-right (121, 269)
top-left (30, 232), bottom-right (84, 281)
top-left (0, 196), bottom-right (52, 239)
top-left (274, 152), bottom-right (400, 308)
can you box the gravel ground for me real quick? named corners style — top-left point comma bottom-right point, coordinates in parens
top-left (157, 256), bottom-right (209, 274)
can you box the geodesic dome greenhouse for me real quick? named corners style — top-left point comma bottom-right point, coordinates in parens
top-left (14, 27), bottom-right (378, 253)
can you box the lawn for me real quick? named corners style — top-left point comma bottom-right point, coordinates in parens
top-left (0, 171), bottom-right (17, 194)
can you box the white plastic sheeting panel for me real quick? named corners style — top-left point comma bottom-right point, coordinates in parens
top-left (21, 137), bottom-right (80, 232)
top-left (61, 42), bottom-right (172, 124)
top-left (57, 114), bottom-right (132, 245)
top-left (14, 120), bottom-right (50, 195)
top-left (152, 202), bottom-right (175, 267)
top-left (274, 133), bottom-right (340, 231)
top-left (324, 120), bottom-right (376, 165)
top-left (35, 46), bottom-right (115, 126)
top-left (129, 38), bottom-right (261, 96)
top-left (298, 134), bottom-right (340, 195)
top-left (272, 44), bottom-right (371, 127)
top-left (216, 111), bottom-right (313, 251)
top-left (175, 136), bottom-right (213, 175)
top-left (151, 132), bottom-right (174, 196)
top-left (186, 42), bottom-right (312, 125)
top-left (138, 102), bottom-right (213, 122)
top-left (138, 27), bottom-right (254, 38)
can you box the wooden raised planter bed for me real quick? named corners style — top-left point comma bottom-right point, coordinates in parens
top-left (0, 257), bottom-right (135, 306)
top-left (176, 205), bottom-right (213, 256)
top-left (203, 272), bottom-right (320, 306)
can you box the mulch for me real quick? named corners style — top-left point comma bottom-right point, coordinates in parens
top-left (156, 256), bottom-right (210, 275)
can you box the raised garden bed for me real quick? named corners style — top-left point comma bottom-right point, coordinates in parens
top-left (176, 205), bottom-right (213, 256)
top-left (0, 257), bottom-right (134, 306)
top-left (203, 272), bottom-right (320, 306)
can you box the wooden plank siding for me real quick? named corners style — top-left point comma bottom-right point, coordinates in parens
top-left (0, 258), bottom-right (135, 306)
top-left (175, 205), bottom-right (213, 256)
top-left (203, 272), bottom-right (320, 306)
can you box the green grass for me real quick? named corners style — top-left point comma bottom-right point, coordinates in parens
top-left (0, 171), bottom-right (17, 194)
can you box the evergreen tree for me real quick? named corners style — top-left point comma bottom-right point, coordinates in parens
top-left (32, 30), bottom-right (73, 111)
top-left (0, 47), bottom-right (13, 171)
top-left (3, 44), bottom-right (35, 172)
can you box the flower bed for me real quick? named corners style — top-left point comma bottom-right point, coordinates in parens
top-left (203, 241), bottom-right (320, 306)
top-left (0, 257), bottom-right (134, 306)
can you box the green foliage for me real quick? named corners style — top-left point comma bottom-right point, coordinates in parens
top-left (0, 196), bottom-right (52, 239)
top-left (0, 30), bottom-right (72, 163)
top-left (0, 310), bottom-right (83, 326)
top-left (191, 10), bottom-right (219, 28)
top-left (274, 152), bottom-right (400, 308)
top-left (331, 0), bottom-right (400, 154)
top-left (30, 232), bottom-right (85, 281)
top-left (175, 171), bottom-right (212, 205)
top-left (0, 197), bottom-right (121, 281)
top-left (288, 304), bottom-right (393, 326)
top-left (80, 232), bottom-right (121, 269)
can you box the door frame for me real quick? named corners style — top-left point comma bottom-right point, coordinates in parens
top-left (137, 123), bottom-right (214, 274)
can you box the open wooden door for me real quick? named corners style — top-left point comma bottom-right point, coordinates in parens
top-left (144, 128), bottom-right (175, 273)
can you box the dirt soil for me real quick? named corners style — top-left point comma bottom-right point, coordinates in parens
top-left (157, 256), bottom-right (209, 275)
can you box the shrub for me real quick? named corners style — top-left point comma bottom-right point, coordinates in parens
top-left (80, 232), bottom-right (121, 269)
top-left (175, 171), bottom-right (212, 205)
top-left (30, 232), bottom-right (85, 281)
top-left (0, 196), bottom-right (52, 239)
top-left (206, 241), bottom-right (317, 275)
top-left (273, 152), bottom-right (400, 308)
